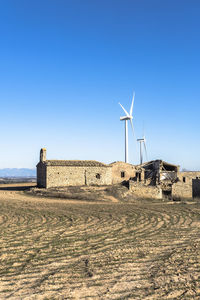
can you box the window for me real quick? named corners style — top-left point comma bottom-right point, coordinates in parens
top-left (183, 177), bottom-right (186, 183)
top-left (121, 171), bottom-right (125, 178)
top-left (96, 173), bottom-right (101, 179)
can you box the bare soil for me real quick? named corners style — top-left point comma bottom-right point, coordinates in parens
top-left (0, 183), bottom-right (200, 299)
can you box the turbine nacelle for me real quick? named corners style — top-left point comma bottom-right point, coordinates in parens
top-left (120, 115), bottom-right (133, 121)
top-left (137, 137), bottom-right (145, 142)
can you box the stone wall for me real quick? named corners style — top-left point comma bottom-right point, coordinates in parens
top-left (172, 172), bottom-right (200, 200)
top-left (85, 167), bottom-right (112, 186)
top-left (172, 182), bottom-right (192, 200)
top-left (111, 162), bottom-right (136, 184)
top-left (177, 171), bottom-right (200, 184)
top-left (129, 181), bottom-right (162, 199)
top-left (37, 162), bottom-right (46, 188)
top-left (45, 165), bottom-right (112, 188)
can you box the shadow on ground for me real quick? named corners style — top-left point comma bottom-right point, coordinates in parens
top-left (0, 184), bottom-right (36, 191)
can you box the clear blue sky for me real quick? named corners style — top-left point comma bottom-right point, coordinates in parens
top-left (0, 0), bottom-right (200, 170)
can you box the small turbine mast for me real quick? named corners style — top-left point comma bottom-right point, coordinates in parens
top-left (119, 92), bottom-right (135, 163)
top-left (137, 135), bottom-right (148, 165)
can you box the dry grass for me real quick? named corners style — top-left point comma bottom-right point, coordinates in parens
top-left (0, 183), bottom-right (200, 299)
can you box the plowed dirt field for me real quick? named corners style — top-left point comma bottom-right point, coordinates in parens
top-left (0, 184), bottom-right (200, 299)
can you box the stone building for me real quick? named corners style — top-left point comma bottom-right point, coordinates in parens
top-left (37, 149), bottom-right (112, 188)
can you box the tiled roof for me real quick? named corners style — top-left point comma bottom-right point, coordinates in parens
top-left (43, 160), bottom-right (109, 167)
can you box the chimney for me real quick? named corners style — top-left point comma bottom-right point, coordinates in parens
top-left (40, 148), bottom-right (46, 162)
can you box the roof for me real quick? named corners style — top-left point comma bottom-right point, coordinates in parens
top-left (109, 161), bottom-right (135, 167)
top-left (40, 160), bottom-right (110, 167)
top-left (137, 160), bottom-right (179, 168)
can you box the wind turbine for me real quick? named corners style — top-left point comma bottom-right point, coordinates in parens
top-left (119, 93), bottom-right (135, 163)
top-left (137, 136), bottom-right (148, 165)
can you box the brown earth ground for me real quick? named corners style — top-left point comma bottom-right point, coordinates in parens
top-left (0, 183), bottom-right (200, 299)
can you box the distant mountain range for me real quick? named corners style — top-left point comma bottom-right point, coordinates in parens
top-left (0, 168), bottom-right (36, 177)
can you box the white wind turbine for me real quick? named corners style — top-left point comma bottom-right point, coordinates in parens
top-left (137, 135), bottom-right (148, 165)
top-left (119, 93), bottom-right (135, 163)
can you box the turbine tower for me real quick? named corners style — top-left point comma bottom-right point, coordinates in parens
top-left (119, 93), bottom-right (135, 163)
top-left (137, 136), bottom-right (147, 165)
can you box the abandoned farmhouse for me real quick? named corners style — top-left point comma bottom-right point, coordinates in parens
top-left (37, 148), bottom-right (200, 200)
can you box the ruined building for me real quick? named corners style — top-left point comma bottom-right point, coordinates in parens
top-left (129, 160), bottom-right (179, 199)
top-left (129, 160), bottom-right (200, 200)
top-left (37, 148), bottom-right (200, 199)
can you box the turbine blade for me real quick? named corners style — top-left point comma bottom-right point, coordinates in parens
top-left (144, 140), bottom-right (148, 161)
top-left (129, 92), bottom-right (135, 116)
top-left (130, 119), bottom-right (134, 136)
top-left (119, 102), bottom-right (129, 117)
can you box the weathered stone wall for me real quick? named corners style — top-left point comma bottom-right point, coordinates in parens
top-left (172, 172), bottom-right (200, 199)
top-left (111, 162), bottom-right (136, 184)
top-left (37, 162), bottom-right (46, 188)
top-left (129, 181), bottom-right (162, 199)
top-left (45, 166), bottom-right (112, 188)
top-left (85, 167), bottom-right (112, 186)
top-left (172, 182), bottom-right (192, 200)
top-left (177, 171), bottom-right (200, 184)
